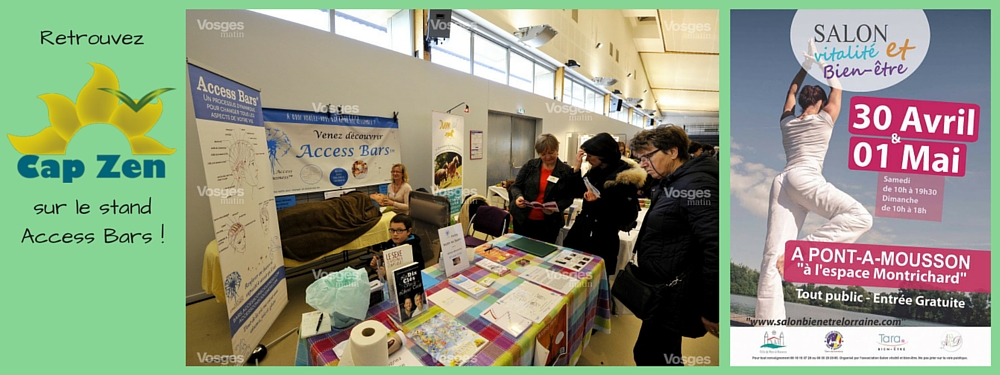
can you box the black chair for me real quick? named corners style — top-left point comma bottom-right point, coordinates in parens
top-left (407, 190), bottom-right (451, 266)
top-left (464, 205), bottom-right (510, 247)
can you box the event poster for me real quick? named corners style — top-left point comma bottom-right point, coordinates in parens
top-left (187, 63), bottom-right (288, 361)
top-left (729, 10), bottom-right (991, 366)
top-left (262, 109), bottom-right (402, 195)
top-left (431, 111), bottom-right (464, 214)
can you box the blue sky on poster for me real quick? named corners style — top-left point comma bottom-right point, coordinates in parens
top-left (729, 10), bottom-right (991, 270)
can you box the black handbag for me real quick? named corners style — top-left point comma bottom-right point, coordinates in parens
top-left (613, 264), bottom-right (705, 338)
top-left (612, 263), bottom-right (686, 321)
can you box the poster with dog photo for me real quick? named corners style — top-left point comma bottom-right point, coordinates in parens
top-left (432, 111), bottom-right (464, 214)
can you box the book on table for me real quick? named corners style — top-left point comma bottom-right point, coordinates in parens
top-left (408, 312), bottom-right (488, 366)
top-left (391, 262), bottom-right (427, 323)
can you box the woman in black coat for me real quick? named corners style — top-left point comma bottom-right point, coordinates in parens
top-left (563, 133), bottom-right (646, 273)
top-left (628, 126), bottom-right (719, 366)
top-left (509, 134), bottom-right (577, 244)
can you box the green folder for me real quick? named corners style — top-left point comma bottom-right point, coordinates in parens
top-left (507, 237), bottom-right (558, 257)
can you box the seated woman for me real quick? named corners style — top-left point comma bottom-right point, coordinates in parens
top-left (370, 214), bottom-right (424, 274)
top-left (378, 164), bottom-right (412, 214)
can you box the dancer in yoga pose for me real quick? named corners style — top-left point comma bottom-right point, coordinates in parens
top-left (755, 43), bottom-right (873, 321)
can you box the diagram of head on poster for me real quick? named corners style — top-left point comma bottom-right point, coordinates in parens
top-left (432, 111), bottom-right (463, 215)
top-left (727, 10), bottom-right (990, 366)
top-left (187, 61), bottom-right (288, 363)
top-left (262, 109), bottom-right (401, 196)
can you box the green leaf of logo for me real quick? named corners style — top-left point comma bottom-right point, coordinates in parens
top-left (99, 87), bottom-right (174, 112)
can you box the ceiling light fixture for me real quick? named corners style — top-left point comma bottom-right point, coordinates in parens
top-left (592, 77), bottom-right (618, 87)
top-left (565, 60), bottom-right (581, 68)
top-left (513, 25), bottom-right (558, 47)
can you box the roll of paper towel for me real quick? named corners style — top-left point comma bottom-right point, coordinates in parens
top-left (349, 320), bottom-right (389, 366)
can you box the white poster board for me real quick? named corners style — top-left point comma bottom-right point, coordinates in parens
top-left (188, 62), bottom-right (288, 362)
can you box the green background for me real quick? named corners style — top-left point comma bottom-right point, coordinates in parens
top-left (1, 0), bottom-right (995, 371)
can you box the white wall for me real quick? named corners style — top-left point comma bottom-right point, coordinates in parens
top-left (185, 10), bottom-right (647, 299)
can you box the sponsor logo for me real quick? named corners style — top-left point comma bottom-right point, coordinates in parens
top-left (876, 333), bottom-right (907, 351)
top-left (940, 331), bottom-right (962, 352)
top-left (824, 331), bottom-right (844, 351)
top-left (761, 330), bottom-right (786, 349)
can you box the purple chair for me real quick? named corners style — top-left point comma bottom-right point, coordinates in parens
top-left (464, 205), bottom-right (510, 247)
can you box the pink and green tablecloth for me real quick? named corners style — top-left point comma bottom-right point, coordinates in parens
top-left (296, 233), bottom-right (612, 366)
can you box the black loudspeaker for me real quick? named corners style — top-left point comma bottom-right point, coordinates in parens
top-left (615, 98), bottom-right (624, 112)
top-left (427, 10), bottom-right (452, 40)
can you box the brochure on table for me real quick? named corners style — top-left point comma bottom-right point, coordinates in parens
top-left (494, 282), bottom-right (563, 323)
top-left (518, 265), bottom-right (578, 295)
top-left (427, 289), bottom-right (475, 316)
top-left (549, 250), bottom-right (594, 272)
top-left (438, 223), bottom-right (470, 277)
top-left (480, 303), bottom-right (533, 338)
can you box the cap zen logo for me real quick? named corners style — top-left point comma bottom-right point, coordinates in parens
top-left (9, 63), bottom-right (174, 155)
top-left (9, 63), bottom-right (173, 183)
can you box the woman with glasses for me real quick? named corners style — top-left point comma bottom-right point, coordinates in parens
top-left (509, 134), bottom-right (578, 244)
top-left (563, 133), bottom-right (646, 273)
top-left (370, 214), bottom-right (424, 275)
top-left (756, 49), bottom-right (872, 321)
top-left (628, 126), bottom-right (719, 365)
top-left (378, 164), bottom-right (412, 215)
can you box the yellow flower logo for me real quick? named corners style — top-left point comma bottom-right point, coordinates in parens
top-left (8, 62), bottom-right (175, 155)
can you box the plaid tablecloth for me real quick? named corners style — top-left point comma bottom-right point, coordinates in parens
top-left (296, 233), bottom-right (612, 366)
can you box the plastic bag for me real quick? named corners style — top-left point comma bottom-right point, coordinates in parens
top-left (306, 267), bottom-right (370, 328)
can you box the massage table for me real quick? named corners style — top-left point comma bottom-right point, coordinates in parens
top-left (201, 211), bottom-right (397, 303)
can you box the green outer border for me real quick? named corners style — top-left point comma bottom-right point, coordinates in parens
top-left (1, 0), bottom-right (994, 372)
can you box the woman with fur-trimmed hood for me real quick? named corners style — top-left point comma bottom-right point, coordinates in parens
top-left (563, 133), bottom-right (646, 272)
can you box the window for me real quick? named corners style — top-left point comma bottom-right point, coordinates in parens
top-left (335, 9), bottom-right (411, 55)
top-left (608, 103), bottom-right (628, 123)
top-left (473, 35), bottom-right (507, 84)
top-left (534, 64), bottom-right (554, 98)
top-left (632, 111), bottom-right (645, 127)
top-left (585, 90), bottom-right (596, 114)
top-left (509, 53), bottom-right (534, 92)
top-left (572, 83), bottom-right (585, 109)
top-left (431, 23), bottom-right (472, 74)
top-left (251, 9), bottom-right (331, 32)
top-left (562, 77), bottom-right (573, 105)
